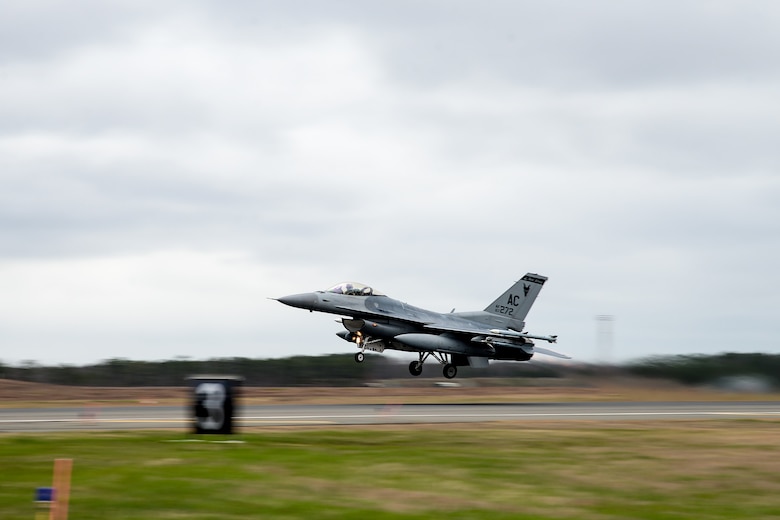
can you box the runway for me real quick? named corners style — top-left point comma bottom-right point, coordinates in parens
top-left (2, 401), bottom-right (780, 432)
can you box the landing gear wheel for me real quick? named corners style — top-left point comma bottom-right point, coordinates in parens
top-left (355, 352), bottom-right (365, 363)
top-left (443, 364), bottom-right (457, 379)
top-left (409, 361), bottom-right (423, 376)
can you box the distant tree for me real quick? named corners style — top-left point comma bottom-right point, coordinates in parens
top-left (626, 353), bottom-right (780, 387)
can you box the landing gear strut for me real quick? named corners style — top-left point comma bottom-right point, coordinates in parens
top-left (407, 352), bottom-right (459, 378)
top-left (408, 352), bottom-right (431, 376)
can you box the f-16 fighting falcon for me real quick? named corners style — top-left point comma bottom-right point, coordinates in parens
top-left (276, 274), bottom-right (568, 379)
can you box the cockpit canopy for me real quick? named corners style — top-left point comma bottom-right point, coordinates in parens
top-left (325, 282), bottom-right (384, 296)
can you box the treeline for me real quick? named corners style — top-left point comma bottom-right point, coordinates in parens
top-left (1, 352), bottom-right (778, 388)
top-left (0, 354), bottom-right (560, 387)
top-left (625, 352), bottom-right (780, 387)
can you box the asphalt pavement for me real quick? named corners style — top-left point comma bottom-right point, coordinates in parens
top-left (2, 401), bottom-right (779, 432)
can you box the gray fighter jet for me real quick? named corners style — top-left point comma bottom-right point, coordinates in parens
top-left (276, 273), bottom-right (568, 379)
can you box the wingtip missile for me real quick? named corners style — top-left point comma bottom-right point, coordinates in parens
top-left (489, 329), bottom-right (558, 343)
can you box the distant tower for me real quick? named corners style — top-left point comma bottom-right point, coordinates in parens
top-left (595, 315), bottom-right (614, 363)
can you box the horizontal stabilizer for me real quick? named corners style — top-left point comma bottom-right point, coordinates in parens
top-left (533, 346), bottom-right (571, 359)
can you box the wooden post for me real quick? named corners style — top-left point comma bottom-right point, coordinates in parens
top-left (50, 459), bottom-right (72, 520)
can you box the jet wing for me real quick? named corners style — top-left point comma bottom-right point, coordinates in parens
top-left (426, 322), bottom-right (558, 343)
top-left (333, 305), bottom-right (433, 326)
top-left (423, 322), bottom-right (570, 358)
top-left (423, 322), bottom-right (492, 336)
top-left (422, 322), bottom-right (531, 339)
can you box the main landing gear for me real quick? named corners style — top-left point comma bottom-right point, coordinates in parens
top-left (407, 352), bottom-right (458, 379)
top-left (443, 363), bottom-right (457, 379)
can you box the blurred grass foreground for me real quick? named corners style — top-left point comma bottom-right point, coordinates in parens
top-left (3, 422), bottom-right (780, 519)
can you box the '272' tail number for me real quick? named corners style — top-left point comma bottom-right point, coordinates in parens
top-left (494, 305), bottom-right (514, 316)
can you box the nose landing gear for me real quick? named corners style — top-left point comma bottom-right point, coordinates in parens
top-left (351, 331), bottom-right (385, 363)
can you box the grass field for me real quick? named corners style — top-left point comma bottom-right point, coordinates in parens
top-left (3, 421), bottom-right (780, 519)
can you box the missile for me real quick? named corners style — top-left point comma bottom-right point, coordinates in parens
top-left (489, 329), bottom-right (558, 343)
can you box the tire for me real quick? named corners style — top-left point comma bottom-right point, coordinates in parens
top-left (408, 361), bottom-right (423, 376)
top-left (443, 364), bottom-right (457, 379)
top-left (355, 352), bottom-right (365, 363)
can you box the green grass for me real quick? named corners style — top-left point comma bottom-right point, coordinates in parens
top-left (3, 422), bottom-right (780, 519)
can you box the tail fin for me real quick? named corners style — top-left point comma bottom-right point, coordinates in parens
top-left (485, 273), bottom-right (547, 329)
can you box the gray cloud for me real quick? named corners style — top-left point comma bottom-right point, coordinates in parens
top-left (1, 1), bottom-right (778, 364)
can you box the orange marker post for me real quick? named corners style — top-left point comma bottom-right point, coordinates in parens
top-left (50, 459), bottom-right (73, 520)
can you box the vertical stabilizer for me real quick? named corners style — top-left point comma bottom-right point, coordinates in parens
top-left (484, 273), bottom-right (547, 329)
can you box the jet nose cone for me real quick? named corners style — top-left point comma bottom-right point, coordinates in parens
top-left (277, 292), bottom-right (318, 310)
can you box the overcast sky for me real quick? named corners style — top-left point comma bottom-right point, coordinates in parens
top-left (1, 1), bottom-right (779, 366)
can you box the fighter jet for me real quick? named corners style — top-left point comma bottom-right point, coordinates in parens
top-left (276, 273), bottom-right (568, 379)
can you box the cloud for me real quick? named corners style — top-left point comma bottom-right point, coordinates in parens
top-left (0, 251), bottom-right (303, 364)
top-left (1, 1), bottom-right (779, 365)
